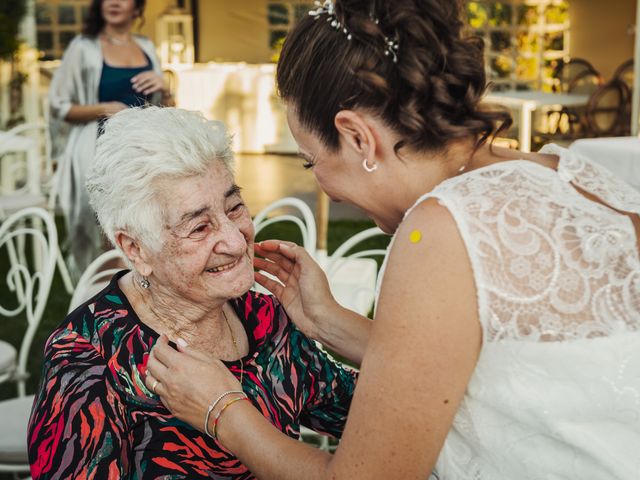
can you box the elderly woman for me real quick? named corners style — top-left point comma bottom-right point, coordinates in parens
top-left (27, 106), bottom-right (356, 479)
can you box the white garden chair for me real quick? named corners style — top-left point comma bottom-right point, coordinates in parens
top-left (253, 197), bottom-right (317, 257)
top-left (0, 207), bottom-right (59, 475)
top-left (252, 197), bottom-right (317, 296)
top-left (318, 227), bottom-right (389, 317)
top-left (0, 122), bottom-right (74, 295)
top-left (67, 249), bottom-right (126, 313)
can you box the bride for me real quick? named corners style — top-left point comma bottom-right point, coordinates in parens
top-left (145, 0), bottom-right (640, 478)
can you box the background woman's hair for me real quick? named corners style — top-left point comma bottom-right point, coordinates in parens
top-left (276, 0), bottom-right (511, 153)
top-left (82, 0), bottom-right (146, 37)
top-left (87, 106), bottom-right (233, 252)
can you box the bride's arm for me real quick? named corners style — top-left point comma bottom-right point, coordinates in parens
top-left (149, 199), bottom-right (482, 479)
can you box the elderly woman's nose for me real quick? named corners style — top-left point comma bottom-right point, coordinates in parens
top-left (214, 220), bottom-right (248, 254)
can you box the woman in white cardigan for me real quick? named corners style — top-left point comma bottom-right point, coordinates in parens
top-left (49, 0), bottom-right (169, 274)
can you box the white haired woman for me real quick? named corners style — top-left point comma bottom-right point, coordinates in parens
top-left (27, 107), bottom-right (356, 480)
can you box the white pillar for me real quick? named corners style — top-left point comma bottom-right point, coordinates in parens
top-left (19, 0), bottom-right (37, 48)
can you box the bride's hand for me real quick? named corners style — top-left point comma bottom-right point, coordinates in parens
top-left (145, 335), bottom-right (242, 432)
top-left (254, 240), bottom-right (338, 341)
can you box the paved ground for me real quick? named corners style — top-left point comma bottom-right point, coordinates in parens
top-left (234, 153), bottom-right (368, 220)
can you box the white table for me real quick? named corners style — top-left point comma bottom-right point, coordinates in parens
top-left (485, 91), bottom-right (590, 152)
top-left (569, 136), bottom-right (640, 189)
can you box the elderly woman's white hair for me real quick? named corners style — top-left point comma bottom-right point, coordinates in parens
top-left (86, 106), bottom-right (233, 251)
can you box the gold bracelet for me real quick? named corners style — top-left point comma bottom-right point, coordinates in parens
top-left (212, 395), bottom-right (249, 440)
top-left (204, 390), bottom-right (244, 439)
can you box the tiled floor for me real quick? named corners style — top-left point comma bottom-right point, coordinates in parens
top-left (234, 153), bottom-right (368, 220)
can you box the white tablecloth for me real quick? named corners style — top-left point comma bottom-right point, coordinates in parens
top-left (569, 137), bottom-right (640, 189)
top-left (173, 63), bottom-right (297, 154)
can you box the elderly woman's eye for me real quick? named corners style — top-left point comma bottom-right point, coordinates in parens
top-left (191, 224), bottom-right (209, 235)
top-left (229, 203), bottom-right (245, 215)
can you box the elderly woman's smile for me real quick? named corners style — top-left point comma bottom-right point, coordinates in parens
top-left (206, 257), bottom-right (242, 273)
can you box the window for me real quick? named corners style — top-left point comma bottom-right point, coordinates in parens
top-left (466, 0), bottom-right (570, 91)
top-left (267, 2), bottom-right (312, 60)
top-left (36, 0), bottom-right (90, 60)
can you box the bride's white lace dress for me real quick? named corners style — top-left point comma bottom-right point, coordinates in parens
top-left (402, 144), bottom-right (640, 479)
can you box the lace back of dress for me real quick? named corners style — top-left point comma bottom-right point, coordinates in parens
top-left (434, 145), bottom-right (640, 343)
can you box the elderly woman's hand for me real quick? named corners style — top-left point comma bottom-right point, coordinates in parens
top-left (254, 241), bottom-right (340, 341)
top-left (145, 335), bottom-right (242, 432)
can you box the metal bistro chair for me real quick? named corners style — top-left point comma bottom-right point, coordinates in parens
top-left (0, 207), bottom-right (59, 476)
top-left (547, 58), bottom-right (604, 138)
top-left (584, 78), bottom-right (632, 138)
top-left (613, 59), bottom-right (634, 134)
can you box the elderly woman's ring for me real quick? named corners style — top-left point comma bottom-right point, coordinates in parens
top-left (152, 379), bottom-right (159, 394)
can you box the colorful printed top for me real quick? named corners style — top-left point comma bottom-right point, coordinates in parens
top-left (28, 271), bottom-right (357, 479)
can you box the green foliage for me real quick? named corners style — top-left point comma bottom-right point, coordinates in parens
top-left (0, 0), bottom-right (27, 59)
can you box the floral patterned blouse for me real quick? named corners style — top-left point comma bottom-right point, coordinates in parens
top-left (28, 270), bottom-right (357, 479)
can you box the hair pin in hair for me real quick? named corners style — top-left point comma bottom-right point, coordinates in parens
top-left (309, 0), bottom-right (352, 40)
top-left (369, 13), bottom-right (399, 64)
top-left (385, 37), bottom-right (399, 63)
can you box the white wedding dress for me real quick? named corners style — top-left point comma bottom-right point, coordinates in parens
top-left (397, 144), bottom-right (640, 479)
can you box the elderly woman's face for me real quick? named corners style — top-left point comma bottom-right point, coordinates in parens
top-left (148, 161), bottom-right (255, 305)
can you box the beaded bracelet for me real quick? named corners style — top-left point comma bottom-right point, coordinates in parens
top-left (204, 390), bottom-right (244, 439)
top-left (212, 395), bottom-right (249, 440)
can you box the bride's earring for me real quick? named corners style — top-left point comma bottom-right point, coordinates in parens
top-left (362, 158), bottom-right (378, 173)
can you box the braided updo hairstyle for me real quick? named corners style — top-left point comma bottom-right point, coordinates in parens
top-left (276, 0), bottom-right (511, 154)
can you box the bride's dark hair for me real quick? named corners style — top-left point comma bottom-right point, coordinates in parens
top-left (276, 0), bottom-right (511, 154)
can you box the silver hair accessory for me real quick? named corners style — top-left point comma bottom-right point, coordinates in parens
top-left (140, 276), bottom-right (150, 289)
top-left (309, 0), bottom-right (352, 40)
top-left (371, 15), bottom-right (400, 63)
top-left (362, 158), bottom-right (378, 173)
top-left (384, 37), bottom-right (400, 63)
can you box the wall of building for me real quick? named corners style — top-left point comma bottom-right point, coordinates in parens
top-left (139, 0), bottom-right (638, 72)
top-left (196, 0), bottom-right (271, 64)
top-left (569, 0), bottom-right (636, 79)
top-left (136, 0), bottom-right (174, 42)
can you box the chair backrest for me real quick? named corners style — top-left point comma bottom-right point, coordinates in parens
top-left (0, 122), bottom-right (52, 198)
top-left (320, 227), bottom-right (390, 317)
top-left (0, 207), bottom-right (58, 396)
top-left (613, 59), bottom-right (634, 91)
top-left (585, 78), bottom-right (631, 137)
top-left (162, 68), bottom-right (178, 104)
top-left (253, 197), bottom-right (317, 257)
top-left (553, 58), bottom-right (603, 94)
top-left (68, 249), bottom-right (126, 313)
